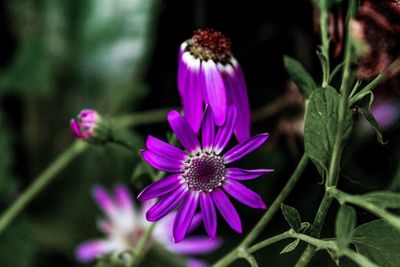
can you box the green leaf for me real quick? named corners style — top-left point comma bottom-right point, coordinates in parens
top-left (314, 0), bottom-right (344, 11)
top-left (359, 107), bottom-right (387, 145)
top-left (353, 220), bottom-right (400, 267)
top-left (361, 191), bottom-right (400, 209)
top-left (280, 239), bottom-right (300, 254)
top-left (304, 86), bottom-right (353, 176)
top-left (281, 204), bottom-right (302, 232)
top-left (336, 204), bottom-right (357, 250)
top-left (283, 55), bottom-right (316, 99)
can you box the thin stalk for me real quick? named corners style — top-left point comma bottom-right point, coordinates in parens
top-left (0, 141), bottom-right (88, 234)
top-left (129, 222), bottom-right (157, 267)
top-left (114, 108), bottom-right (172, 128)
top-left (212, 154), bottom-right (309, 267)
top-left (247, 232), bottom-right (292, 253)
top-left (320, 8), bottom-right (330, 87)
top-left (343, 249), bottom-right (379, 267)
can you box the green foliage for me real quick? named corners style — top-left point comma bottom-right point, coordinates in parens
top-left (361, 191), bottom-right (400, 209)
top-left (280, 239), bottom-right (300, 254)
top-left (283, 55), bottom-right (316, 99)
top-left (304, 86), bottom-right (352, 176)
top-left (281, 204), bottom-right (302, 232)
top-left (353, 220), bottom-right (400, 267)
top-left (314, 0), bottom-right (344, 11)
top-left (0, 121), bottom-right (18, 196)
top-left (358, 107), bottom-right (387, 145)
top-left (335, 204), bottom-right (356, 251)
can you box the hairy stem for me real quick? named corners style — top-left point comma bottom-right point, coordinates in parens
top-left (212, 154), bottom-right (309, 267)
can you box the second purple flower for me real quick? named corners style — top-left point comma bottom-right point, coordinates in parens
top-left (178, 28), bottom-right (251, 142)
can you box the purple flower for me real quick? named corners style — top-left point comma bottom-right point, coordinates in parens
top-left (70, 109), bottom-right (110, 144)
top-left (371, 99), bottom-right (400, 130)
top-left (178, 28), bottom-right (251, 142)
top-left (138, 106), bottom-right (272, 242)
top-left (75, 185), bottom-right (220, 266)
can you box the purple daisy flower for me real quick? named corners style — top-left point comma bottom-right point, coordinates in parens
top-left (178, 28), bottom-right (251, 142)
top-left (138, 106), bottom-right (272, 242)
top-left (75, 184), bottom-right (220, 266)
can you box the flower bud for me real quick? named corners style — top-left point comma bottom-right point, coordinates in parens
top-left (70, 109), bottom-right (111, 144)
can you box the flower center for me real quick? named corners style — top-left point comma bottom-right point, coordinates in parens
top-left (188, 28), bottom-right (232, 63)
top-left (182, 151), bottom-right (226, 192)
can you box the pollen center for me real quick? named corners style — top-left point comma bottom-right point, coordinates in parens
top-left (188, 28), bottom-right (232, 63)
top-left (182, 151), bottom-right (226, 192)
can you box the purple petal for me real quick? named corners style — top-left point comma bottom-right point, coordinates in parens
top-left (201, 106), bottom-right (215, 151)
top-left (227, 168), bottom-right (273, 180)
top-left (146, 135), bottom-right (186, 161)
top-left (178, 51), bottom-right (189, 96)
top-left (168, 110), bottom-right (201, 153)
top-left (173, 192), bottom-right (199, 242)
top-left (211, 189), bottom-right (242, 233)
top-left (200, 192), bottom-right (217, 238)
top-left (224, 179), bottom-right (266, 209)
top-left (202, 60), bottom-right (227, 126)
top-left (141, 149), bottom-right (183, 173)
top-left (146, 186), bottom-right (188, 222)
top-left (170, 236), bottom-right (222, 255)
top-left (75, 240), bottom-right (116, 262)
top-left (228, 62), bottom-right (251, 142)
top-left (213, 106), bottom-right (237, 154)
top-left (137, 174), bottom-right (182, 201)
top-left (114, 185), bottom-right (134, 210)
top-left (223, 133), bottom-right (269, 164)
top-left (70, 119), bottom-right (83, 138)
top-left (188, 213), bottom-right (203, 234)
top-left (188, 258), bottom-right (208, 267)
top-left (182, 57), bottom-right (203, 133)
top-left (91, 186), bottom-right (116, 216)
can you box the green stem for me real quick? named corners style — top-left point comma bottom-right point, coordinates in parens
top-left (129, 222), bottom-right (156, 267)
top-left (114, 108), bottom-right (172, 128)
top-left (348, 75), bottom-right (384, 106)
top-left (247, 232), bottom-right (292, 253)
top-left (212, 154), bottom-right (309, 267)
top-left (320, 8), bottom-right (330, 87)
top-left (294, 193), bottom-right (333, 267)
top-left (0, 141), bottom-right (88, 235)
top-left (329, 188), bottom-right (400, 232)
top-left (342, 249), bottom-right (379, 267)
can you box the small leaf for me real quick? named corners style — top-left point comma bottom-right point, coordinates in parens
top-left (353, 220), bottom-right (400, 267)
top-left (281, 204), bottom-right (302, 232)
top-left (280, 239), bottom-right (300, 254)
top-left (283, 55), bottom-right (316, 99)
top-left (359, 107), bottom-right (387, 145)
top-left (336, 204), bottom-right (357, 250)
top-left (304, 86), bottom-right (353, 176)
top-left (361, 191), bottom-right (400, 209)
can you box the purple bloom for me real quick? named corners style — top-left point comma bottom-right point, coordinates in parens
top-left (371, 100), bottom-right (400, 130)
top-left (75, 185), bottom-right (220, 265)
top-left (70, 109), bottom-right (111, 144)
top-left (138, 106), bottom-right (272, 242)
top-left (178, 28), bottom-right (251, 142)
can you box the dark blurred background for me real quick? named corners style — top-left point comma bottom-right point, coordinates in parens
top-left (0, 0), bottom-right (399, 266)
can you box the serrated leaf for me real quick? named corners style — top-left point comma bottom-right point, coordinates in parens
top-left (280, 239), bottom-right (300, 254)
top-left (359, 107), bottom-right (387, 145)
top-left (353, 220), bottom-right (400, 267)
top-left (281, 204), bottom-right (302, 232)
top-left (304, 86), bottom-right (353, 176)
top-left (283, 55), bottom-right (316, 99)
top-left (361, 191), bottom-right (400, 209)
top-left (336, 204), bottom-right (356, 250)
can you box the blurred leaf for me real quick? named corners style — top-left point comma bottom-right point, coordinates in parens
top-left (280, 239), bottom-right (300, 254)
top-left (314, 0), bottom-right (344, 11)
top-left (304, 86), bottom-right (352, 176)
top-left (361, 191), bottom-right (400, 209)
top-left (0, 117), bottom-right (18, 197)
top-left (283, 55), bottom-right (316, 99)
top-left (353, 220), bottom-right (400, 267)
top-left (335, 204), bottom-right (356, 250)
top-left (281, 204), bottom-right (302, 232)
top-left (358, 107), bottom-right (387, 145)
top-left (0, 218), bottom-right (37, 267)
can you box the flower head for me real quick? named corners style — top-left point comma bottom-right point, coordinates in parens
top-left (178, 29), bottom-right (251, 142)
top-left (70, 109), bottom-right (111, 144)
top-left (138, 106), bottom-right (272, 242)
top-left (75, 185), bottom-right (220, 265)
top-left (371, 99), bottom-right (400, 130)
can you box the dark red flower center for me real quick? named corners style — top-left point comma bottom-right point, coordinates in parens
top-left (188, 28), bottom-right (232, 63)
top-left (182, 151), bottom-right (226, 192)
